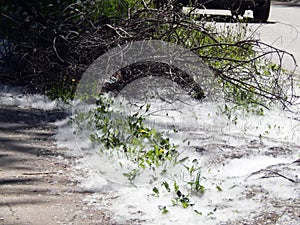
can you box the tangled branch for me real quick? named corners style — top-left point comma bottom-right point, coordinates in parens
top-left (0, 0), bottom-right (297, 108)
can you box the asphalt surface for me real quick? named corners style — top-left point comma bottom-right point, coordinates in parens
top-left (255, 1), bottom-right (300, 76)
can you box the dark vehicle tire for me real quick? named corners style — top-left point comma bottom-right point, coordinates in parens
top-left (253, 0), bottom-right (271, 22)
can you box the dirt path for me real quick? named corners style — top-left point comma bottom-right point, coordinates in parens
top-left (0, 104), bottom-right (113, 225)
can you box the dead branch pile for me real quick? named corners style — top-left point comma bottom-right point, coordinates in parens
top-left (0, 0), bottom-right (297, 107)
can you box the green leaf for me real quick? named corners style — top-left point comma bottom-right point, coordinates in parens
top-left (158, 205), bottom-right (169, 214)
top-left (162, 181), bottom-right (170, 192)
top-left (182, 201), bottom-right (189, 208)
top-left (152, 187), bottom-right (159, 197)
top-left (216, 185), bottom-right (223, 192)
top-left (174, 181), bottom-right (179, 192)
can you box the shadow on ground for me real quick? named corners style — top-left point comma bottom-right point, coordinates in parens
top-left (0, 104), bottom-right (93, 224)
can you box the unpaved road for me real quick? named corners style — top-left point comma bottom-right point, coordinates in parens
top-left (0, 104), bottom-right (112, 225)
